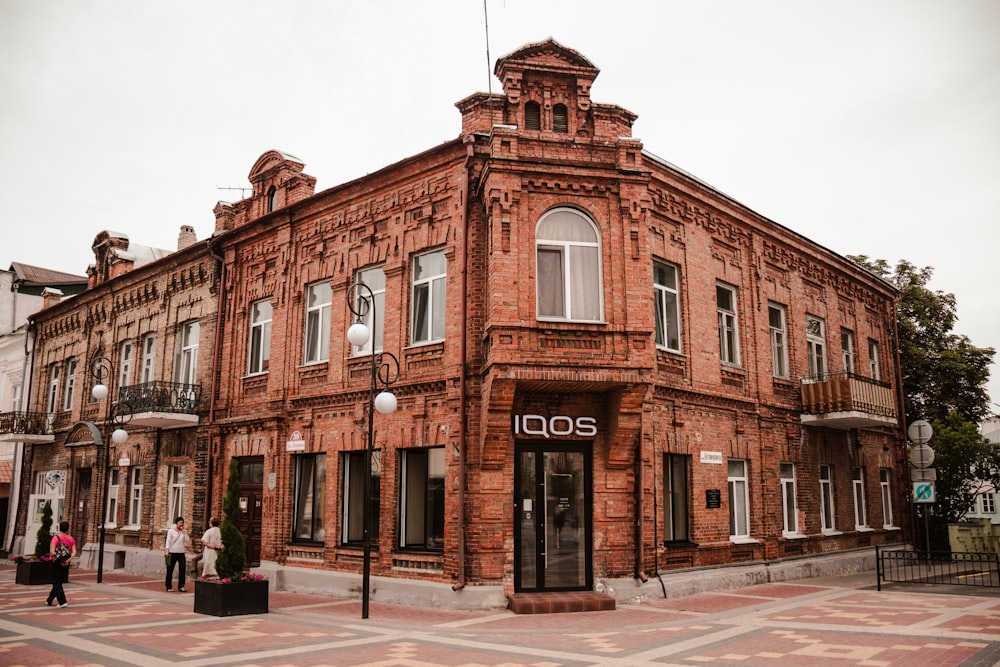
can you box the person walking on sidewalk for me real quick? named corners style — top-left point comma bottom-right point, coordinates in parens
top-left (199, 516), bottom-right (223, 579)
top-left (46, 521), bottom-right (76, 608)
top-left (164, 517), bottom-right (191, 592)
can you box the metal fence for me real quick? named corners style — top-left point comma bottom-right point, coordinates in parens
top-left (876, 545), bottom-right (1000, 590)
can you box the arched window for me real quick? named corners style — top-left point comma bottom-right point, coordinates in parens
top-left (553, 104), bottom-right (568, 133)
top-left (524, 101), bottom-right (541, 130)
top-left (267, 186), bottom-right (278, 212)
top-left (535, 208), bottom-right (603, 321)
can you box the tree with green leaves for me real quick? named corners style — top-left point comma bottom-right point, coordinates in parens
top-left (214, 459), bottom-right (247, 579)
top-left (33, 501), bottom-right (53, 559)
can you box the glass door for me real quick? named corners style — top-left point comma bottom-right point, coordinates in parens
top-left (514, 442), bottom-right (592, 591)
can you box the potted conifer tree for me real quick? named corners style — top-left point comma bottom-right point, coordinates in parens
top-left (193, 459), bottom-right (268, 616)
top-left (15, 500), bottom-right (56, 585)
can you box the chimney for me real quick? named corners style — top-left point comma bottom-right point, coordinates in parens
top-left (41, 287), bottom-right (63, 309)
top-left (178, 225), bottom-right (197, 251)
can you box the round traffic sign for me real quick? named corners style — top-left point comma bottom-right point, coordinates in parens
top-left (908, 419), bottom-right (933, 444)
top-left (909, 444), bottom-right (935, 468)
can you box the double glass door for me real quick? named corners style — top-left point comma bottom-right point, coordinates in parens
top-left (514, 442), bottom-right (592, 592)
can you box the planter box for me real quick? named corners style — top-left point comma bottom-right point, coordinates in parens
top-left (15, 560), bottom-right (58, 585)
top-left (193, 578), bottom-right (268, 616)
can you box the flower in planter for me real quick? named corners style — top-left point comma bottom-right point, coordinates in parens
top-left (12, 553), bottom-right (53, 563)
top-left (208, 571), bottom-right (267, 584)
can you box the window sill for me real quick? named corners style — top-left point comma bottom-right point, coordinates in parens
top-left (856, 526), bottom-right (875, 533)
top-left (119, 525), bottom-right (140, 532)
top-left (883, 525), bottom-right (901, 531)
top-left (730, 536), bottom-right (758, 545)
top-left (782, 532), bottom-right (808, 540)
top-left (822, 529), bottom-right (843, 536)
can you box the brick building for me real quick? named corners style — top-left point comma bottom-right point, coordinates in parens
top-left (6, 39), bottom-right (907, 607)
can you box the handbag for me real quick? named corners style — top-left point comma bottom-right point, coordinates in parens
top-left (53, 538), bottom-right (71, 564)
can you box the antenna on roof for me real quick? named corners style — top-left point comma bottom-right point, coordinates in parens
top-left (483, 0), bottom-right (492, 97)
top-left (216, 186), bottom-right (251, 197)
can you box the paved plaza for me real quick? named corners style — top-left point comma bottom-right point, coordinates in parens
top-left (1, 563), bottom-right (999, 666)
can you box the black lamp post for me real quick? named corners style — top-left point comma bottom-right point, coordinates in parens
top-left (346, 282), bottom-right (399, 619)
top-left (89, 356), bottom-right (131, 584)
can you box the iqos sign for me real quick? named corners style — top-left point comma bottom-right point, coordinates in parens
top-left (512, 414), bottom-right (598, 439)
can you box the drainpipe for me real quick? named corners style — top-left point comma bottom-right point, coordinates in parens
top-left (635, 405), bottom-right (647, 582)
top-left (6, 320), bottom-right (36, 555)
top-left (889, 293), bottom-right (911, 537)
top-left (206, 237), bottom-right (227, 518)
top-left (453, 135), bottom-right (475, 592)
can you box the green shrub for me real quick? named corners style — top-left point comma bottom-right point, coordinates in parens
top-left (215, 459), bottom-right (247, 579)
top-left (33, 501), bottom-right (53, 559)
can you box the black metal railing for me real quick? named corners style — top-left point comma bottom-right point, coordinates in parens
top-left (117, 381), bottom-right (201, 415)
top-left (876, 545), bottom-right (1000, 590)
top-left (0, 411), bottom-right (54, 436)
top-left (801, 371), bottom-right (896, 418)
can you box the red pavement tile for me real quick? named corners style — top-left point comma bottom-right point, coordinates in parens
top-left (645, 591), bottom-right (774, 613)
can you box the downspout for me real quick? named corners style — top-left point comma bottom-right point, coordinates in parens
top-left (889, 293), bottom-right (911, 538)
top-left (206, 237), bottom-right (227, 518)
top-left (7, 320), bottom-right (36, 554)
top-left (635, 407), bottom-right (647, 582)
top-left (453, 135), bottom-right (475, 591)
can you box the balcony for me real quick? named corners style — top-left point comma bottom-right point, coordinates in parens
top-left (117, 381), bottom-right (201, 429)
top-left (0, 411), bottom-right (55, 443)
top-left (800, 372), bottom-right (898, 430)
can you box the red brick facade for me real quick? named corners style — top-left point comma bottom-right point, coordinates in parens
top-left (14, 39), bottom-right (907, 602)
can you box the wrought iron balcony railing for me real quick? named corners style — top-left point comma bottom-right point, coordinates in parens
top-left (800, 371), bottom-right (897, 429)
top-left (0, 411), bottom-right (55, 442)
top-left (116, 381), bottom-right (201, 428)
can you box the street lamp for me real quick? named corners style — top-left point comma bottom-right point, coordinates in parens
top-left (347, 281), bottom-right (399, 619)
top-left (90, 356), bottom-right (131, 584)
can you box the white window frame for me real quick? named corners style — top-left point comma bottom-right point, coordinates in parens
top-left (140, 334), bottom-right (156, 383)
top-left (983, 492), bottom-right (996, 514)
top-left (410, 250), bottom-right (447, 345)
top-left (248, 299), bottom-right (273, 375)
top-left (868, 339), bottom-right (881, 380)
top-left (841, 328), bottom-right (856, 375)
top-left (352, 266), bottom-right (385, 356)
top-left (167, 465), bottom-right (186, 527)
top-left (399, 447), bottom-right (445, 550)
top-left (852, 467), bottom-right (868, 530)
top-left (806, 315), bottom-right (827, 379)
top-left (820, 464), bottom-right (836, 533)
top-left (717, 283), bottom-right (740, 366)
top-left (62, 357), bottom-right (77, 411)
top-left (654, 261), bottom-right (682, 352)
top-left (769, 303), bottom-right (789, 379)
top-left (880, 468), bottom-right (895, 528)
top-left (175, 322), bottom-right (199, 385)
top-left (119, 340), bottom-right (134, 391)
top-left (105, 467), bottom-right (120, 527)
top-left (303, 282), bottom-right (332, 363)
top-left (126, 467), bottom-right (143, 527)
top-left (46, 364), bottom-right (60, 414)
top-left (780, 463), bottom-right (799, 536)
top-left (728, 459), bottom-right (750, 540)
top-left (664, 454), bottom-right (689, 542)
top-left (535, 208), bottom-right (603, 322)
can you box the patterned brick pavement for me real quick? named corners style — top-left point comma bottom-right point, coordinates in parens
top-left (1, 565), bottom-right (999, 666)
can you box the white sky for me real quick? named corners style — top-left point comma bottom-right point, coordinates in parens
top-left (1, 0), bottom-right (998, 411)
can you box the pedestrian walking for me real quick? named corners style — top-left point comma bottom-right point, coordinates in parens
top-left (164, 517), bottom-right (191, 592)
top-left (46, 521), bottom-right (76, 608)
top-left (199, 516), bottom-right (223, 579)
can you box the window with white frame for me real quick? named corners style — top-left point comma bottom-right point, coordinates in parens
top-left (175, 322), bottom-right (199, 385)
top-left (664, 454), bottom-right (690, 542)
top-left (292, 454), bottom-right (326, 542)
top-left (342, 450), bottom-right (380, 545)
top-left (841, 328), bottom-right (856, 374)
top-left (982, 492), bottom-right (996, 514)
top-left (140, 335), bottom-right (156, 383)
top-left (106, 468), bottom-right (120, 526)
top-left (852, 467), bottom-right (868, 529)
top-left (167, 465), bottom-right (186, 526)
top-left (880, 468), bottom-right (894, 527)
top-left (303, 281), bottom-right (332, 363)
top-left (868, 339), bottom-right (881, 380)
top-left (352, 266), bottom-right (385, 356)
top-left (10, 383), bottom-right (21, 411)
top-left (536, 208), bottom-right (603, 322)
top-left (769, 303), bottom-right (789, 379)
top-left (728, 459), bottom-right (750, 538)
top-left (780, 463), bottom-right (798, 535)
top-left (127, 467), bottom-right (143, 526)
top-left (46, 364), bottom-right (59, 414)
top-left (119, 340), bottom-right (133, 391)
top-left (717, 284), bottom-right (740, 366)
top-left (654, 261), bottom-right (681, 352)
top-left (411, 250), bottom-right (447, 344)
top-left (399, 448), bottom-right (445, 550)
top-left (248, 299), bottom-right (272, 375)
top-left (820, 464), bottom-right (835, 532)
top-left (806, 315), bottom-right (827, 379)
top-left (62, 357), bottom-right (77, 411)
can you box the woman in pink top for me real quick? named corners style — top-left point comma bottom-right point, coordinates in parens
top-left (46, 521), bottom-right (76, 607)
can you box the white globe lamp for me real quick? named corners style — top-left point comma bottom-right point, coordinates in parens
top-left (374, 390), bottom-right (397, 415)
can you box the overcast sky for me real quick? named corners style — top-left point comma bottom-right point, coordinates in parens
top-left (2, 0), bottom-right (998, 412)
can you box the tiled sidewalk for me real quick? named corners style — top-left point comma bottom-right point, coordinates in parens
top-left (1, 565), bottom-right (999, 666)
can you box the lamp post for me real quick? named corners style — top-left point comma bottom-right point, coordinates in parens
top-left (346, 282), bottom-right (399, 619)
top-left (90, 356), bottom-right (131, 584)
